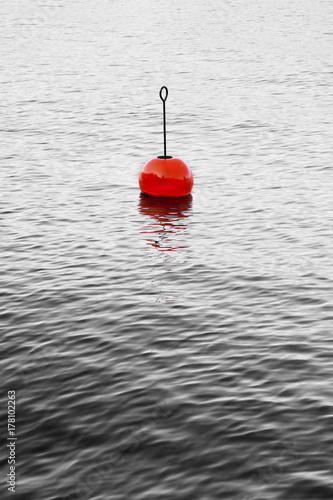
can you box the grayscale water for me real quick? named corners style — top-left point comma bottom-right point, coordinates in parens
top-left (1, 1), bottom-right (333, 499)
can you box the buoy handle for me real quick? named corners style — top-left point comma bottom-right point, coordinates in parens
top-left (159, 86), bottom-right (169, 158)
top-left (159, 86), bottom-right (168, 102)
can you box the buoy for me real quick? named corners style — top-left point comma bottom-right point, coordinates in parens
top-left (139, 87), bottom-right (193, 197)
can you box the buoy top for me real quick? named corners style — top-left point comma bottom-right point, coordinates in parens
top-left (159, 86), bottom-right (168, 102)
top-left (159, 86), bottom-right (171, 159)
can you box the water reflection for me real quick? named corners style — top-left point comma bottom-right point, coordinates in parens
top-left (138, 193), bottom-right (192, 252)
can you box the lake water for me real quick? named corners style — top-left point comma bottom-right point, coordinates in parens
top-left (1, 1), bottom-right (333, 499)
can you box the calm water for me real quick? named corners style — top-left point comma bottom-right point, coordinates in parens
top-left (1, 1), bottom-right (333, 499)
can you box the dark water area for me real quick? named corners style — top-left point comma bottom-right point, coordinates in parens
top-left (1, 1), bottom-right (333, 499)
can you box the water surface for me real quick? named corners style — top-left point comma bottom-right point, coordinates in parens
top-left (1, 1), bottom-right (333, 499)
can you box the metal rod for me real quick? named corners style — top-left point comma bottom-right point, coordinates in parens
top-left (159, 86), bottom-right (168, 158)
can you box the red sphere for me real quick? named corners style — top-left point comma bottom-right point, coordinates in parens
top-left (139, 157), bottom-right (193, 197)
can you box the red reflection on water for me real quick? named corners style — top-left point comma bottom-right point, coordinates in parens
top-left (138, 193), bottom-right (192, 252)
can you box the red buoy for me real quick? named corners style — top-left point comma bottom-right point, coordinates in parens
top-left (140, 157), bottom-right (193, 197)
top-left (139, 87), bottom-right (193, 198)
